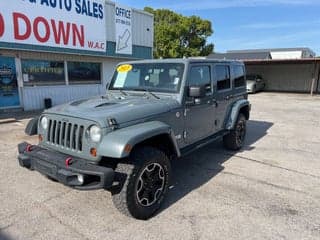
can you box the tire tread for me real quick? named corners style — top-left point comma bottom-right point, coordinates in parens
top-left (112, 146), bottom-right (170, 219)
top-left (223, 113), bottom-right (246, 150)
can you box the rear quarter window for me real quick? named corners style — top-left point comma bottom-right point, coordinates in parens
top-left (215, 65), bottom-right (231, 91)
top-left (233, 65), bottom-right (245, 88)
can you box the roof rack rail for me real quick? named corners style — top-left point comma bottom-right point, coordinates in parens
top-left (187, 57), bottom-right (207, 59)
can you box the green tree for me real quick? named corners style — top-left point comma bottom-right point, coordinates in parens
top-left (144, 7), bottom-right (214, 58)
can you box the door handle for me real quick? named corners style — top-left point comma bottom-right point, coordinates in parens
top-left (225, 95), bottom-right (233, 100)
top-left (212, 99), bottom-right (218, 107)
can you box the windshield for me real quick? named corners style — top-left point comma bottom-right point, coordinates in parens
top-left (109, 63), bottom-right (185, 93)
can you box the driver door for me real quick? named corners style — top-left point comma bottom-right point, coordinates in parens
top-left (184, 64), bottom-right (215, 144)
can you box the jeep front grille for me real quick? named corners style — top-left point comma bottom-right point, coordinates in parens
top-left (46, 119), bottom-right (85, 151)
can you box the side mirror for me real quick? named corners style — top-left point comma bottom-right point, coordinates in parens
top-left (188, 85), bottom-right (206, 98)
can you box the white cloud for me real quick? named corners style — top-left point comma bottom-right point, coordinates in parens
top-left (240, 20), bottom-right (320, 30)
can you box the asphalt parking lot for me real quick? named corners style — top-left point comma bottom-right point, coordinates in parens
top-left (0, 92), bottom-right (319, 240)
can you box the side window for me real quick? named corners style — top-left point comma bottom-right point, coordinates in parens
top-left (216, 65), bottom-right (231, 91)
top-left (189, 65), bottom-right (211, 93)
top-left (68, 62), bottom-right (101, 85)
top-left (22, 59), bottom-right (65, 86)
top-left (233, 65), bottom-right (245, 88)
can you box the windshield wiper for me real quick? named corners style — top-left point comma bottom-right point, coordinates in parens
top-left (146, 89), bottom-right (160, 99)
top-left (131, 88), bottom-right (160, 99)
top-left (119, 89), bottom-right (128, 96)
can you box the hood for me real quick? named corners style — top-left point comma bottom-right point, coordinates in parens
top-left (45, 94), bottom-right (180, 127)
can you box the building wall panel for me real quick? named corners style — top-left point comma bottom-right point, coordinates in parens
top-left (22, 85), bottom-right (104, 111)
top-left (132, 11), bottom-right (154, 47)
top-left (105, 1), bottom-right (116, 42)
top-left (21, 56), bottom-right (122, 111)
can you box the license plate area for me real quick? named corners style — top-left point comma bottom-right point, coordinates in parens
top-left (35, 160), bottom-right (58, 178)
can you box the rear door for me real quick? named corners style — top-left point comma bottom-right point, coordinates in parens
top-left (213, 64), bottom-right (233, 131)
top-left (232, 64), bottom-right (246, 98)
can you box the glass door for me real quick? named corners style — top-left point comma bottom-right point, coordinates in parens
top-left (0, 56), bottom-right (20, 108)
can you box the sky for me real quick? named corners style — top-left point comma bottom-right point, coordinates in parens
top-left (116, 0), bottom-right (320, 55)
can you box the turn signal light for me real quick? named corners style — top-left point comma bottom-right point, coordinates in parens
top-left (124, 144), bottom-right (132, 153)
top-left (38, 134), bottom-right (43, 142)
top-left (90, 148), bottom-right (97, 157)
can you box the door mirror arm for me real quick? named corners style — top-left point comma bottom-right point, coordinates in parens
top-left (188, 85), bottom-right (206, 98)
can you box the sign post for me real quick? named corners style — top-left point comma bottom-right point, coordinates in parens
top-left (115, 4), bottom-right (132, 55)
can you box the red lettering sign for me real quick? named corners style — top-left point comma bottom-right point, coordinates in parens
top-left (33, 17), bottom-right (50, 43)
top-left (0, 2), bottom-right (106, 53)
top-left (12, 12), bottom-right (85, 48)
top-left (72, 24), bottom-right (84, 47)
top-left (13, 12), bottom-right (31, 40)
top-left (0, 14), bottom-right (4, 37)
top-left (51, 20), bottom-right (71, 45)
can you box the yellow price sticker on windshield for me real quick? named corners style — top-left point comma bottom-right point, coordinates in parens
top-left (117, 64), bottom-right (133, 73)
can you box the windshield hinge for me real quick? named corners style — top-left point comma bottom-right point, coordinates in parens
top-left (107, 118), bottom-right (118, 130)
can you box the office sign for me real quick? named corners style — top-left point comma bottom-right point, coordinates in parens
top-left (0, 0), bottom-right (106, 53)
top-left (115, 4), bottom-right (132, 55)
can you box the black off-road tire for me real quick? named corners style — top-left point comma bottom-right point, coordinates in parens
top-left (223, 113), bottom-right (247, 150)
top-left (111, 146), bottom-right (171, 220)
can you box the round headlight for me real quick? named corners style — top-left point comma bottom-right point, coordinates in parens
top-left (89, 125), bottom-right (102, 142)
top-left (40, 116), bottom-right (48, 130)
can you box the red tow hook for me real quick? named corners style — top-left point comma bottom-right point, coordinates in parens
top-left (65, 157), bottom-right (73, 167)
top-left (26, 144), bottom-right (33, 152)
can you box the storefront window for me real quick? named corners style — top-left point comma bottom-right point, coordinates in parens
top-left (22, 59), bottom-right (65, 86)
top-left (67, 62), bottom-right (101, 84)
top-left (0, 56), bottom-right (20, 108)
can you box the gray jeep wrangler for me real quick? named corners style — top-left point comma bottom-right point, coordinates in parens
top-left (18, 59), bottom-right (250, 220)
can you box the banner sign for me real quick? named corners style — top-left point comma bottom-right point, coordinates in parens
top-left (0, 0), bottom-right (106, 53)
top-left (115, 4), bottom-right (132, 55)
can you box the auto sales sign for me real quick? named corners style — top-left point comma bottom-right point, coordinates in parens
top-left (0, 0), bottom-right (106, 53)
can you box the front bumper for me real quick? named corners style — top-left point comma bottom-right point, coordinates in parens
top-left (17, 142), bottom-right (114, 190)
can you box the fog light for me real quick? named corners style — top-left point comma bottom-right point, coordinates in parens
top-left (77, 174), bottom-right (84, 184)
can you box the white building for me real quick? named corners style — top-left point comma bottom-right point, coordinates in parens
top-left (0, 0), bottom-right (153, 110)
